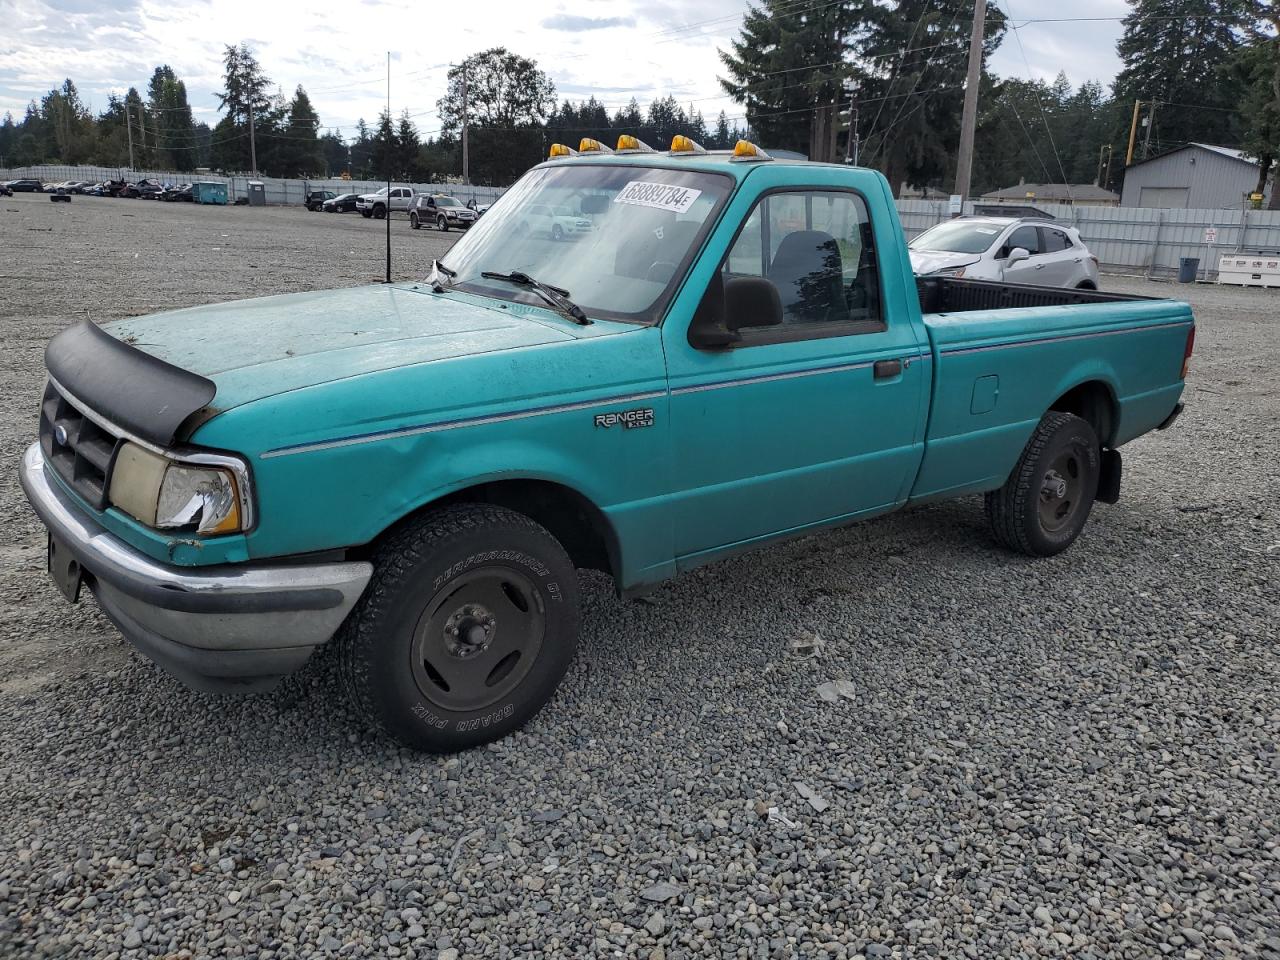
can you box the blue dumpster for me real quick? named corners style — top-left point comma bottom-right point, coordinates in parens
top-left (192, 181), bottom-right (228, 205)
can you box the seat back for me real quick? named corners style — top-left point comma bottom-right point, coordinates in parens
top-left (766, 230), bottom-right (846, 323)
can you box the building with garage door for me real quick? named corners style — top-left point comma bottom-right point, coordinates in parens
top-left (1121, 143), bottom-right (1266, 209)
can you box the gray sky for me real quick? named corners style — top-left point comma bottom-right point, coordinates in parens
top-left (0, 0), bottom-right (1130, 138)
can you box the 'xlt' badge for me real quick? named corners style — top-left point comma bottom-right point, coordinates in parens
top-left (594, 408), bottom-right (654, 430)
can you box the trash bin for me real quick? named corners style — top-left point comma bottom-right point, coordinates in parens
top-left (1177, 257), bottom-right (1199, 283)
top-left (247, 180), bottom-right (266, 206)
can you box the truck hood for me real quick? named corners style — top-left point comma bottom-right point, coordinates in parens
top-left (908, 249), bottom-right (979, 276)
top-left (106, 283), bottom-right (594, 411)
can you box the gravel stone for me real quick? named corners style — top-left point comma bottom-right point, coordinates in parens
top-left (0, 198), bottom-right (1277, 958)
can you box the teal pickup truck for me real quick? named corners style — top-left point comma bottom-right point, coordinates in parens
top-left (20, 137), bottom-right (1194, 751)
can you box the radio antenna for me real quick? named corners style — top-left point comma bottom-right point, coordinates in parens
top-left (385, 50), bottom-right (392, 284)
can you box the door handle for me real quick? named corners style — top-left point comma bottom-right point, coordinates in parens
top-left (873, 359), bottom-right (902, 380)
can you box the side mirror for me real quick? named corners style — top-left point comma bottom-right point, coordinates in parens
top-left (688, 273), bottom-right (739, 349)
top-left (1006, 246), bottom-right (1031, 265)
top-left (724, 277), bottom-right (783, 331)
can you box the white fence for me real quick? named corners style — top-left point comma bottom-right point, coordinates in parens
top-left (898, 199), bottom-right (1280, 280)
top-left (0, 165), bottom-right (506, 208)
top-left (9, 163), bottom-right (1280, 279)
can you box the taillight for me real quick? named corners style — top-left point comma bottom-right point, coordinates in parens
top-left (1181, 326), bottom-right (1195, 379)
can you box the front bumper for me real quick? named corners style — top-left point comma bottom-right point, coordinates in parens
top-left (19, 443), bottom-right (372, 693)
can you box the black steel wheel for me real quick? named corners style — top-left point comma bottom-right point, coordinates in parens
top-left (985, 411), bottom-right (1101, 556)
top-left (339, 504), bottom-right (580, 752)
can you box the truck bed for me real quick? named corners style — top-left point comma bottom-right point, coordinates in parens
top-left (916, 276), bottom-right (1153, 315)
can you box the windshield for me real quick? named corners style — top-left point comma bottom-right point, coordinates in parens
top-left (441, 164), bottom-right (733, 324)
top-left (437, 196), bottom-right (461, 207)
top-left (910, 220), bottom-right (1006, 255)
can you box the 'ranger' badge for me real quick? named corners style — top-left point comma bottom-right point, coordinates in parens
top-left (594, 408), bottom-right (654, 430)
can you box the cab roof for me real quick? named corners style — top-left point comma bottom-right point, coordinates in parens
top-left (537, 152), bottom-right (870, 182)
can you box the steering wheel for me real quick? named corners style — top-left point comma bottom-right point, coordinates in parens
top-left (645, 261), bottom-right (679, 283)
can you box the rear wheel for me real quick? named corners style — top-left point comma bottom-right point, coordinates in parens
top-left (985, 411), bottom-right (1101, 557)
top-left (437, 215), bottom-right (448, 232)
top-left (339, 504), bottom-right (580, 752)
top-left (410, 212), bottom-right (420, 229)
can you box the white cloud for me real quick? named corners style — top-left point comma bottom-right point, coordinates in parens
top-left (1, 0), bottom-right (1129, 139)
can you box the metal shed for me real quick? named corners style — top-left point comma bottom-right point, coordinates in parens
top-left (1121, 143), bottom-right (1266, 210)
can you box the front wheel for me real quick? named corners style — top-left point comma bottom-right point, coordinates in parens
top-left (339, 504), bottom-right (581, 752)
top-left (373, 205), bottom-right (386, 220)
top-left (985, 411), bottom-right (1101, 556)
top-left (437, 215), bottom-right (448, 232)
top-left (551, 223), bottom-right (565, 242)
top-left (410, 212), bottom-right (420, 229)
top-left (361, 209), bottom-right (371, 218)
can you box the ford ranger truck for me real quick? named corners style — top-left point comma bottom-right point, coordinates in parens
top-left (19, 135), bottom-right (1194, 752)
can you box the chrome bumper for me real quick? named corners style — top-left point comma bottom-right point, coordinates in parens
top-left (19, 443), bottom-right (372, 693)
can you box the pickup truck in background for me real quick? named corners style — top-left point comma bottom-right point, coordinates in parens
top-left (357, 186), bottom-right (416, 219)
top-left (20, 137), bottom-right (1193, 752)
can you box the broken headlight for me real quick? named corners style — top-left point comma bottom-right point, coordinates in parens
top-left (109, 442), bottom-right (251, 535)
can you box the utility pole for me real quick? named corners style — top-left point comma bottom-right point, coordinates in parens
top-left (1142, 99), bottom-right (1157, 160)
top-left (126, 105), bottom-right (135, 170)
top-left (248, 102), bottom-right (258, 177)
top-left (461, 61), bottom-right (470, 185)
top-left (952, 0), bottom-right (987, 209)
top-left (1125, 99), bottom-right (1143, 166)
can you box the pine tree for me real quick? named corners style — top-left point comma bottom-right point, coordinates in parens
top-left (214, 43), bottom-right (273, 172)
top-left (857, 0), bottom-right (1004, 195)
top-left (148, 66), bottom-right (197, 171)
top-left (719, 0), bottom-right (871, 160)
top-left (1112, 0), bottom-right (1250, 151)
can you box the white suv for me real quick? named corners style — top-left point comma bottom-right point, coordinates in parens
top-left (357, 187), bottom-right (416, 220)
top-left (908, 217), bottom-right (1101, 289)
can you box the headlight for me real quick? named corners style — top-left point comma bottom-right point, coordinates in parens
top-left (936, 267), bottom-right (966, 278)
top-left (109, 442), bottom-right (251, 535)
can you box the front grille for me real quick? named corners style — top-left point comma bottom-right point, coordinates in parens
top-left (39, 381), bottom-right (122, 510)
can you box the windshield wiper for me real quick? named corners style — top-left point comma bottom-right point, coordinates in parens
top-left (480, 270), bottom-right (591, 325)
top-left (428, 259), bottom-right (455, 292)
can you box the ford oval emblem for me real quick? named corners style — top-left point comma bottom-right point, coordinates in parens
top-left (54, 424), bottom-right (69, 445)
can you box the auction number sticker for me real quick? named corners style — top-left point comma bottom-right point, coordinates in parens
top-left (614, 181), bottom-right (702, 214)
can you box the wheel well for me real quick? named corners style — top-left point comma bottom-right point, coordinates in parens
top-left (1076, 280), bottom-right (1097, 290)
top-left (1050, 381), bottom-right (1116, 446)
top-left (375, 480), bottom-right (618, 581)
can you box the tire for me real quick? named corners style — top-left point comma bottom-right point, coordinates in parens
top-left (985, 411), bottom-right (1101, 557)
top-left (373, 205), bottom-right (385, 220)
top-left (552, 223), bottom-right (565, 242)
top-left (339, 504), bottom-right (581, 752)
top-left (361, 209), bottom-right (371, 218)
top-left (410, 212), bottom-right (420, 229)
top-left (437, 215), bottom-right (448, 232)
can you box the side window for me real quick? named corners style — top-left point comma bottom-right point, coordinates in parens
top-left (721, 191), bottom-right (882, 331)
top-left (1041, 228), bottom-right (1071, 253)
top-left (1006, 225), bottom-right (1041, 257)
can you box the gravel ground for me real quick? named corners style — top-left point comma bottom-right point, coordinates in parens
top-left (1, 194), bottom-right (1277, 959)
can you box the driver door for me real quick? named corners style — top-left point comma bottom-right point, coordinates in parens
top-left (1000, 224), bottom-right (1045, 284)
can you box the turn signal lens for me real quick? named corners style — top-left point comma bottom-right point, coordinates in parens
top-left (670, 135), bottom-right (706, 155)
top-left (548, 143), bottom-right (577, 158)
top-left (1181, 326), bottom-right (1195, 379)
top-left (731, 139), bottom-right (772, 161)
top-left (616, 135), bottom-right (655, 153)
top-left (578, 138), bottom-right (612, 154)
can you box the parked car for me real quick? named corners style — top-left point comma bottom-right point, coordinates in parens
top-left (8, 179), bottom-right (44, 193)
top-left (908, 216), bottom-right (1101, 289)
top-left (305, 189), bottom-right (336, 211)
top-left (100, 179), bottom-right (128, 197)
top-left (160, 184), bottom-right (194, 202)
top-left (410, 194), bottom-right (476, 231)
top-left (119, 179), bottom-right (164, 199)
top-left (357, 186), bottom-right (416, 219)
top-left (521, 202), bottom-right (593, 241)
top-left (19, 137), bottom-right (1194, 752)
top-left (466, 198), bottom-right (492, 217)
top-left (322, 192), bottom-right (360, 213)
top-left (0, 182), bottom-right (12, 197)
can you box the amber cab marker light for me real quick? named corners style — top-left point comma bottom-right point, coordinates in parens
top-left (616, 135), bottom-right (655, 153)
top-left (578, 138), bottom-right (613, 154)
top-left (669, 135), bottom-right (707, 155)
top-left (731, 139), bottom-right (773, 161)
top-left (548, 143), bottom-right (577, 158)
